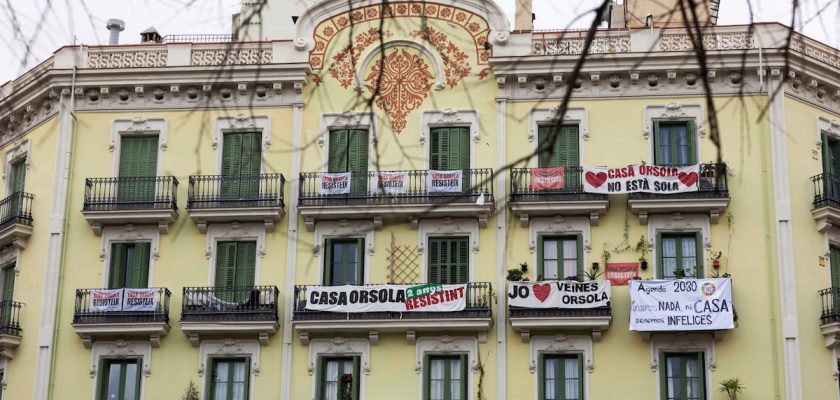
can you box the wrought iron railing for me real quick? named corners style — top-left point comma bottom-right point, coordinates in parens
top-left (298, 169), bottom-right (494, 207)
top-left (812, 173), bottom-right (840, 209)
top-left (509, 305), bottom-right (612, 318)
top-left (181, 286), bottom-right (279, 321)
top-left (161, 34), bottom-right (238, 43)
top-left (628, 163), bottom-right (729, 199)
top-left (83, 177), bottom-right (178, 211)
top-left (510, 167), bottom-right (606, 202)
top-left (820, 287), bottom-right (840, 325)
top-left (292, 282), bottom-right (492, 321)
top-left (73, 288), bottom-right (171, 324)
top-left (0, 192), bottom-right (33, 229)
top-left (187, 174), bottom-right (285, 209)
top-left (0, 300), bottom-right (22, 336)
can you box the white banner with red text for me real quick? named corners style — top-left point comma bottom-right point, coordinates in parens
top-left (319, 172), bottom-right (352, 195)
top-left (89, 288), bottom-right (159, 312)
top-left (507, 281), bottom-right (611, 309)
top-left (426, 170), bottom-right (463, 193)
top-left (629, 278), bottom-right (734, 331)
top-left (582, 164), bottom-right (700, 194)
top-left (304, 283), bottom-right (467, 312)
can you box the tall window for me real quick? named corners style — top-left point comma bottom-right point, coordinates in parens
top-left (317, 356), bottom-right (360, 400)
top-left (221, 132), bottom-right (262, 198)
top-left (7, 159), bottom-right (26, 218)
top-left (537, 125), bottom-right (580, 189)
top-left (118, 136), bottom-right (159, 201)
top-left (0, 266), bottom-right (14, 329)
top-left (538, 236), bottom-right (582, 280)
top-left (539, 354), bottom-right (583, 400)
top-left (660, 352), bottom-right (705, 400)
top-left (823, 133), bottom-right (840, 176)
top-left (324, 238), bottom-right (364, 286)
top-left (430, 127), bottom-right (470, 191)
top-left (209, 358), bottom-right (249, 400)
top-left (654, 121), bottom-right (696, 166)
top-left (329, 129), bottom-right (369, 194)
top-left (658, 233), bottom-right (702, 279)
top-left (98, 359), bottom-right (141, 400)
top-left (215, 241), bottom-right (257, 302)
top-left (424, 355), bottom-right (467, 400)
top-left (108, 243), bottom-right (151, 289)
top-left (428, 237), bottom-right (469, 284)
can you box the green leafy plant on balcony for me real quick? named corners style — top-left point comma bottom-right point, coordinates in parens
top-left (182, 380), bottom-right (199, 400)
top-left (719, 378), bottom-right (745, 400)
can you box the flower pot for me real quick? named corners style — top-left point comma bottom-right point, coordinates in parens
top-left (713, 260), bottom-right (720, 268)
top-left (592, 262), bottom-right (599, 270)
top-left (640, 260), bottom-right (648, 270)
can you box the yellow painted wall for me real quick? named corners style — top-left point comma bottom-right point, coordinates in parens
top-left (0, 117), bottom-right (59, 400)
top-left (49, 108), bottom-right (293, 399)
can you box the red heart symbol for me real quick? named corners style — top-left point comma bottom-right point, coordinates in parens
top-left (678, 171), bottom-right (698, 187)
top-left (532, 284), bottom-right (551, 302)
top-left (585, 172), bottom-right (608, 188)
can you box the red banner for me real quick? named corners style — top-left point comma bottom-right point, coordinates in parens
top-left (530, 167), bottom-right (565, 191)
top-left (605, 263), bottom-right (638, 286)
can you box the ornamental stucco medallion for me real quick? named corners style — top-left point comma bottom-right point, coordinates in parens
top-left (365, 48), bottom-right (434, 133)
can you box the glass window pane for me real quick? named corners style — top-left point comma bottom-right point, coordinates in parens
top-left (681, 237), bottom-right (697, 276)
top-left (662, 238), bottom-right (677, 257)
top-left (106, 363), bottom-right (122, 399)
top-left (124, 362), bottom-right (137, 400)
top-left (544, 261), bottom-right (558, 280)
top-left (564, 357), bottom-right (580, 400)
top-left (544, 357), bottom-right (558, 400)
top-left (543, 240), bottom-right (558, 260)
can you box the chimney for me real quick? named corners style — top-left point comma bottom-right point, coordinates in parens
top-left (140, 27), bottom-right (162, 43)
top-left (106, 19), bottom-right (126, 45)
top-left (515, 0), bottom-right (533, 31)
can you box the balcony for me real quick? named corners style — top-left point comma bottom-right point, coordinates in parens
top-left (628, 163), bottom-right (730, 224)
top-left (186, 174), bottom-right (285, 233)
top-left (72, 288), bottom-right (171, 348)
top-left (811, 174), bottom-right (840, 231)
top-left (82, 177), bottom-right (178, 235)
top-left (819, 287), bottom-right (840, 347)
top-left (179, 286), bottom-right (280, 346)
top-left (298, 169), bottom-right (495, 231)
top-left (509, 167), bottom-right (609, 226)
top-left (0, 301), bottom-right (22, 358)
top-left (291, 282), bottom-right (493, 345)
top-left (0, 192), bottom-right (33, 249)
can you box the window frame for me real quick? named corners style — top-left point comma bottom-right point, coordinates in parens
top-left (538, 352), bottom-right (584, 400)
top-left (97, 357), bottom-right (142, 400)
top-left (206, 356), bottom-right (251, 400)
top-left (537, 124), bottom-right (580, 169)
top-left (423, 354), bottom-right (468, 400)
top-left (653, 120), bottom-right (697, 166)
top-left (536, 234), bottom-right (583, 281)
top-left (323, 237), bottom-right (365, 286)
top-left (658, 351), bottom-right (706, 400)
top-left (427, 236), bottom-right (470, 285)
top-left (656, 232), bottom-right (703, 279)
top-left (316, 355), bottom-right (361, 400)
top-left (108, 242), bottom-right (152, 289)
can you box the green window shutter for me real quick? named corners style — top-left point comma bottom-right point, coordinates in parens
top-left (653, 121), bottom-right (662, 165)
top-left (459, 354), bottom-right (468, 400)
top-left (428, 239), bottom-right (441, 284)
top-left (831, 246), bottom-right (840, 289)
top-left (215, 242), bottom-right (238, 302)
top-left (347, 130), bottom-right (369, 194)
top-left (222, 132), bottom-right (261, 198)
top-left (457, 239), bottom-right (469, 284)
top-left (656, 232), bottom-right (664, 279)
top-left (430, 128), bottom-right (444, 170)
top-left (563, 125), bottom-right (580, 168)
top-left (9, 161), bottom-right (25, 194)
top-left (241, 132), bottom-right (262, 196)
top-left (126, 243), bottom-right (151, 288)
top-left (537, 353), bottom-right (546, 400)
top-left (118, 136), bottom-right (159, 201)
top-left (355, 238), bottom-right (365, 285)
top-left (694, 232), bottom-right (703, 278)
top-left (323, 238), bottom-right (334, 286)
top-left (576, 235), bottom-right (584, 278)
top-left (236, 241), bottom-right (257, 290)
top-left (1, 266), bottom-right (14, 302)
top-left (430, 127), bottom-right (469, 171)
top-left (536, 236), bottom-right (545, 281)
top-left (109, 243), bottom-right (128, 289)
top-left (428, 237), bottom-right (469, 284)
top-left (328, 130), bottom-right (349, 172)
top-left (422, 354), bottom-right (431, 400)
top-left (686, 120), bottom-right (697, 164)
top-left (351, 356), bottom-right (361, 400)
top-left (537, 126), bottom-right (559, 168)
top-left (316, 356), bottom-right (327, 400)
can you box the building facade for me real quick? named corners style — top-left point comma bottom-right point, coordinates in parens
top-left (0, 0), bottom-right (839, 399)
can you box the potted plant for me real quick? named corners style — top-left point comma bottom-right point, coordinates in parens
top-left (719, 378), bottom-right (745, 400)
top-left (635, 235), bottom-right (649, 270)
top-left (506, 268), bottom-right (524, 282)
top-left (709, 250), bottom-right (722, 269)
top-left (182, 380), bottom-right (199, 400)
top-left (674, 267), bottom-right (687, 279)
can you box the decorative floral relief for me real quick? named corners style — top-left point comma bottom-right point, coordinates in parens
top-left (365, 49), bottom-right (433, 133)
top-left (411, 27), bottom-right (471, 88)
top-left (328, 28), bottom-right (393, 88)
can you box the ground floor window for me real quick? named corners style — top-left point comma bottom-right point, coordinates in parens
top-left (424, 354), bottom-right (467, 400)
top-left (539, 353), bottom-right (583, 400)
top-left (98, 358), bottom-right (141, 400)
top-left (318, 356), bottom-right (360, 400)
top-left (209, 357), bottom-right (249, 400)
top-left (661, 352), bottom-right (705, 400)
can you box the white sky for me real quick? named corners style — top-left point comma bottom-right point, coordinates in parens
top-left (0, 0), bottom-right (837, 84)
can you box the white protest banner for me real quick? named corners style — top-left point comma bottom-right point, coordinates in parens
top-left (629, 278), bottom-right (734, 331)
top-left (304, 284), bottom-right (467, 313)
top-left (319, 172), bottom-right (351, 195)
top-left (582, 164), bottom-right (700, 194)
top-left (123, 288), bottom-right (159, 312)
top-left (373, 171), bottom-right (408, 194)
top-left (507, 280), bottom-right (611, 309)
top-left (427, 170), bottom-right (463, 193)
top-left (89, 289), bottom-right (124, 312)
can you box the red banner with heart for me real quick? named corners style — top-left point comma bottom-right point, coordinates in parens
top-left (582, 164), bottom-right (700, 194)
